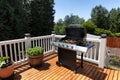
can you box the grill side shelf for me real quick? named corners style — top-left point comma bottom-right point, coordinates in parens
top-left (51, 41), bottom-right (94, 53)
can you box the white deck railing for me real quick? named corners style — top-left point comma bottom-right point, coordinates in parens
top-left (0, 35), bottom-right (54, 65)
top-left (0, 34), bottom-right (106, 68)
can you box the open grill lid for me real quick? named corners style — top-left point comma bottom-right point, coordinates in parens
top-left (61, 24), bottom-right (86, 41)
top-left (65, 27), bottom-right (86, 40)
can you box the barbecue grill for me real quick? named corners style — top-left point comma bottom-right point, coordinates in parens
top-left (51, 25), bottom-right (94, 73)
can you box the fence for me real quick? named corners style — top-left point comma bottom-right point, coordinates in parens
top-left (107, 37), bottom-right (120, 57)
top-left (107, 37), bottom-right (120, 48)
top-left (0, 34), bottom-right (107, 68)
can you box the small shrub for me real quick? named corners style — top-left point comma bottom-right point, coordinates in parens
top-left (27, 47), bottom-right (44, 56)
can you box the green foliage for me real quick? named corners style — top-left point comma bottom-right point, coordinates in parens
top-left (0, 0), bottom-right (30, 41)
top-left (30, 0), bottom-right (55, 36)
top-left (0, 56), bottom-right (11, 68)
top-left (0, 0), bottom-right (55, 41)
top-left (91, 5), bottom-right (109, 29)
top-left (94, 27), bottom-right (120, 37)
top-left (27, 47), bottom-right (44, 56)
top-left (64, 14), bottom-right (85, 26)
top-left (54, 14), bottom-right (85, 35)
top-left (94, 28), bottom-right (113, 36)
top-left (94, 28), bottom-right (104, 35)
top-left (82, 20), bottom-right (96, 34)
top-left (54, 24), bottom-right (66, 35)
top-left (109, 8), bottom-right (120, 33)
top-left (110, 57), bottom-right (120, 65)
top-left (0, 0), bottom-right (14, 41)
top-left (112, 33), bottom-right (120, 37)
top-left (56, 19), bottom-right (64, 26)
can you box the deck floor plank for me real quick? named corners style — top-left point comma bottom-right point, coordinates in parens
top-left (118, 71), bottom-right (120, 80)
top-left (108, 69), bottom-right (115, 80)
top-left (105, 68), bottom-right (111, 80)
top-left (99, 68), bottom-right (107, 80)
top-left (113, 70), bottom-right (119, 80)
top-left (75, 62), bottom-right (93, 80)
top-left (85, 64), bottom-right (98, 80)
top-left (13, 53), bottom-right (120, 80)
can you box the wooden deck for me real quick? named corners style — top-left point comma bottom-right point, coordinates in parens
top-left (13, 52), bottom-right (120, 80)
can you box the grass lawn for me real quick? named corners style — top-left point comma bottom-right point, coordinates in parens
top-left (108, 56), bottom-right (120, 70)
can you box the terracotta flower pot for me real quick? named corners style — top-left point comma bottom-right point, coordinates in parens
top-left (29, 55), bottom-right (44, 67)
top-left (0, 62), bottom-right (14, 78)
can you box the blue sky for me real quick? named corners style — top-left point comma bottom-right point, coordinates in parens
top-left (54, 0), bottom-right (120, 22)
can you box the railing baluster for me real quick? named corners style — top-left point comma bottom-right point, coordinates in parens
top-left (9, 44), bottom-right (13, 61)
top-left (38, 39), bottom-right (40, 46)
top-left (50, 38), bottom-right (51, 50)
top-left (93, 43), bottom-right (96, 60)
top-left (40, 39), bottom-right (42, 47)
top-left (0, 44), bottom-right (3, 57)
top-left (44, 38), bottom-right (46, 52)
top-left (45, 38), bottom-right (47, 52)
top-left (48, 38), bottom-right (50, 50)
top-left (18, 42), bottom-right (21, 61)
top-left (36, 40), bottom-right (37, 46)
top-left (14, 43), bottom-right (17, 62)
top-left (5, 44), bottom-right (8, 56)
top-left (21, 42), bottom-right (25, 60)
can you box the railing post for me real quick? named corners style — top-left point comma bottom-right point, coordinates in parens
top-left (51, 31), bottom-right (56, 52)
top-left (25, 33), bottom-right (31, 51)
top-left (98, 34), bottom-right (107, 68)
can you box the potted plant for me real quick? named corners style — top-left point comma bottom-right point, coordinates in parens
top-left (0, 56), bottom-right (14, 78)
top-left (27, 46), bottom-right (44, 67)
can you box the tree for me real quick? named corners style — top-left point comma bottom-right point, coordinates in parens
top-left (56, 19), bottom-right (64, 26)
top-left (64, 14), bottom-right (85, 26)
top-left (30, 0), bottom-right (55, 36)
top-left (91, 5), bottom-right (109, 29)
top-left (54, 24), bottom-right (66, 35)
top-left (0, 0), bottom-right (13, 41)
top-left (0, 0), bottom-right (30, 41)
top-left (10, 0), bottom-right (30, 39)
top-left (54, 18), bottom-right (66, 35)
top-left (54, 14), bottom-right (85, 35)
top-left (109, 8), bottom-right (120, 33)
top-left (82, 20), bottom-right (96, 34)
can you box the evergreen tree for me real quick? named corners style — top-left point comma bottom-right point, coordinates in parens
top-left (0, 0), bottom-right (30, 41)
top-left (0, 0), bottom-right (13, 41)
top-left (30, 0), bottom-right (55, 36)
top-left (91, 5), bottom-right (109, 29)
top-left (109, 8), bottom-right (120, 33)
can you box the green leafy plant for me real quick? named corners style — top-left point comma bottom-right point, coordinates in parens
top-left (109, 57), bottom-right (120, 65)
top-left (27, 47), bottom-right (44, 56)
top-left (0, 56), bottom-right (12, 68)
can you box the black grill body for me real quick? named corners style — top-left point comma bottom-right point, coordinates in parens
top-left (57, 27), bottom-right (87, 73)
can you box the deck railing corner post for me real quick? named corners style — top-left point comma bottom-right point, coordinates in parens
top-left (51, 31), bottom-right (56, 52)
top-left (24, 33), bottom-right (31, 52)
top-left (98, 35), bottom-right (107, 68)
